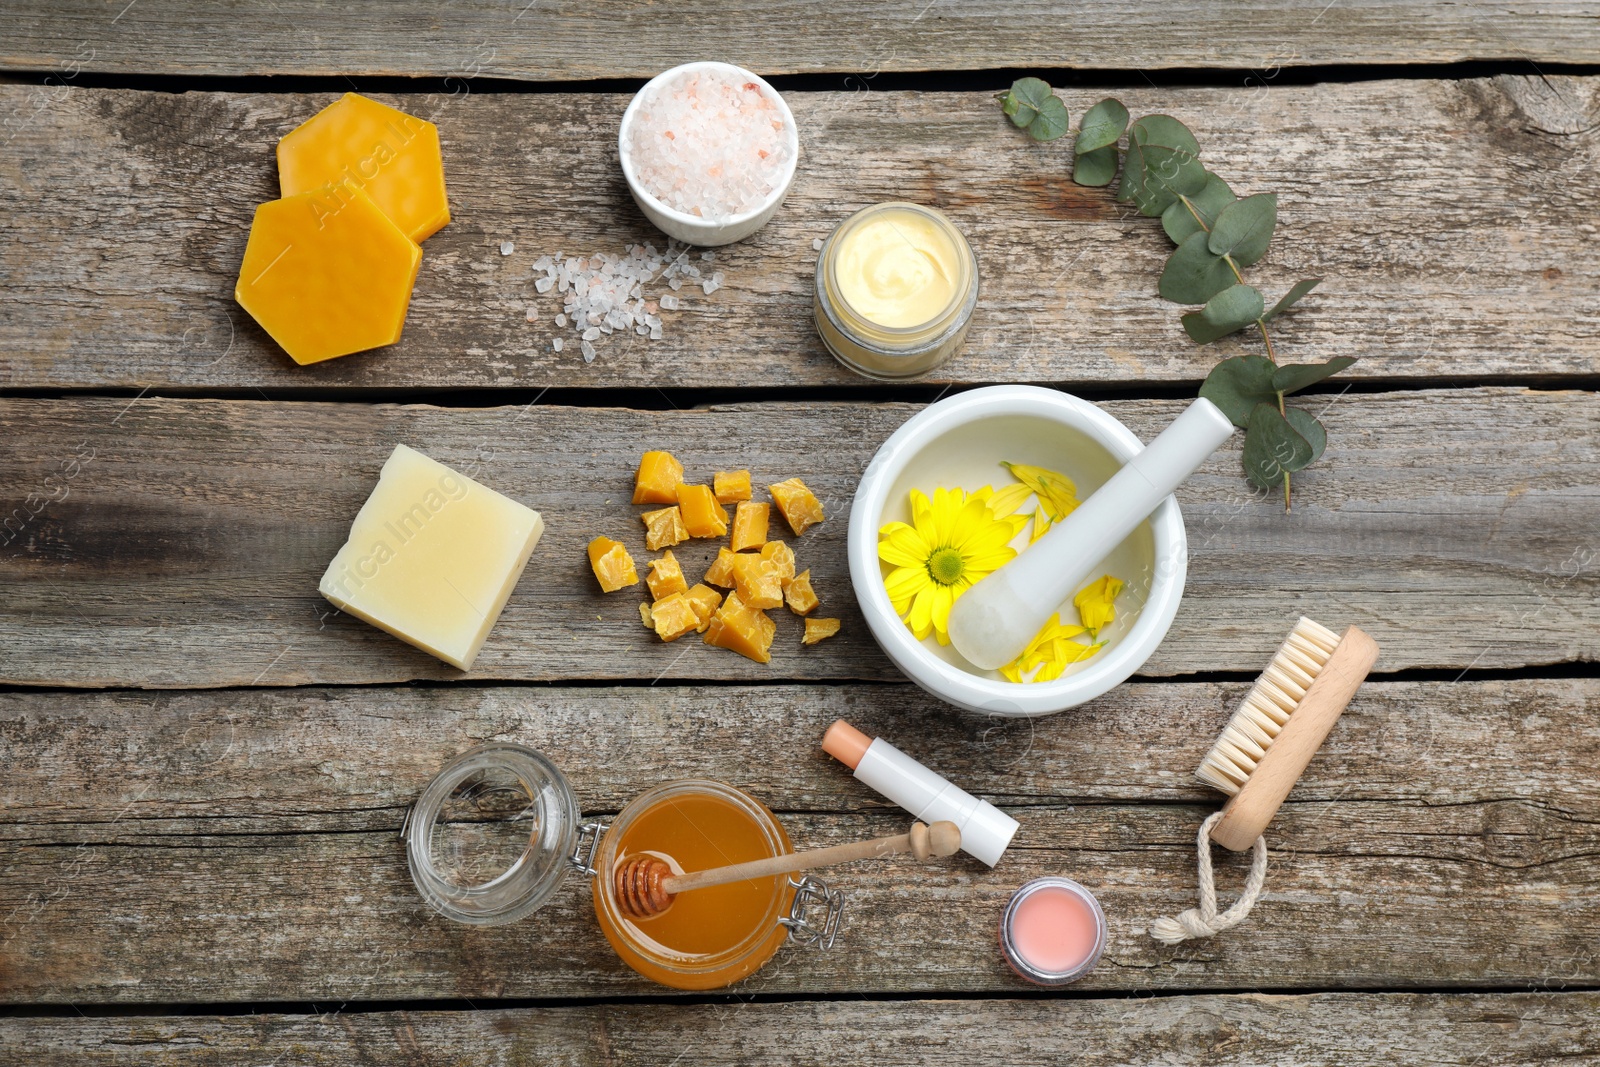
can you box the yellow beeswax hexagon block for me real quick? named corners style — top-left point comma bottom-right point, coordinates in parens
top-left (318, 444), bottom-right (543, 671)
top-left (277, 92), bottom-right (451, 243)
top-left (235, 188), bottom-right (421, 366)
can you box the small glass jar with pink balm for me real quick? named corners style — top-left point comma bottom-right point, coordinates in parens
top-left (999, 877), bottom-right (1107, 986)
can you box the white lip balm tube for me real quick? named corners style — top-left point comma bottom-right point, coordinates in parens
top-left (822, 719), bottom-right (1018, 867)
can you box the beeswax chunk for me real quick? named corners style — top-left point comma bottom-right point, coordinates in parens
top-left (319, 444), bottom-right (542, 671)
top-left (769, 478), bottom-right (825, 535)
top-left (277, 92), bottom-right (451, 243)
top-left (729, 501), bottom-right (769, 552)
top-left (646, 550), bottom-right (689, 601)
top-left (785, 569), bottom-right (819, 615)
top-left (704, 592), bottom-right (776, 663)
top-left (641, 505), bottom-right (688, 551)
top-left (703, 547), bottom-right (738, 588)
top-left (588, 536), bottom-right (639, 592)
top-left (651, 592), bottom-right (700, 642)
top-left (676, 483), bottom-right (728, 539)
top-left (759, 539), bottom-right (796, 587)
top-left (633, 451), bottom-right (685, 505)
top-left (714, 470), bottom-right (752, 504)
top-left (235, 188), bottom-right (421, 366)
top-left (731, 553), bottom-right (784, 611)
top-left (685, 583), bottom-right (723, 632)
top-left (802, 618), bottom-right (841, 646)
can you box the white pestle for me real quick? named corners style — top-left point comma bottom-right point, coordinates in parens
top-left (948, 397), bottom-right (1237, 671)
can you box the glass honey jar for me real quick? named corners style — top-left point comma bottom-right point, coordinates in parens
top-left (402, 743), bottom-right (842, 990)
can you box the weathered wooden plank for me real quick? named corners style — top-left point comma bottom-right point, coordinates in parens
top-left (2, 77), bottom-right (1597, 391)
top-left (2, 389), bottom-right (1596, 687)
top-left (6, 1), bottom-right (1599, 80)
top-left (6, 993), bottom-right (1600, 1066)
top-left (2, 679), bottom-right (1596, 1002)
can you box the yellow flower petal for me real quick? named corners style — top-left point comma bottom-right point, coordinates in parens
top-left (878, 522), bottom-right (932, 569)
top-left (1030, 509), bottom-right (1052, 544)
top-left (1003, 462), bottom-right (1080, 521)
top-left (930, 583), bottom-right (955, 643)
top-left (1074, 575), bottom-right (1123, 636)
top-left (988, 481), bottom-right (1033, 518)
top-left (884, 565), bottom-right (929, 608)
top-left (907, 583), bottom-right (937, 640)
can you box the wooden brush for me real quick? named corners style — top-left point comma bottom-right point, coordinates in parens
top-left (1196, 617), bottom-right (1379, 851)
top-left (613, 820), bottom-right (961, 920)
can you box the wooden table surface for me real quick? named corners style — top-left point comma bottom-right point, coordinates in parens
top-left (4, 4), bottom-right (1600, 1064)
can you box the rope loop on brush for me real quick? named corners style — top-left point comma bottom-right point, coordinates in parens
top-left (1149, 811), bottom-right (1268, 945)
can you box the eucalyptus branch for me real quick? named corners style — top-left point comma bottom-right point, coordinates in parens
top-left (998, 80), bottom-right (1353, 511)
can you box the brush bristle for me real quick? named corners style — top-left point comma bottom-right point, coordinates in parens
top-left (1196, 617), bottom-right (1342, 795)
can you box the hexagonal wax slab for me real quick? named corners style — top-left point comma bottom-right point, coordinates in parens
top-left (234, 187), bottom-right (422, 365)
top-left (277, 92), bottom-right (450, 243)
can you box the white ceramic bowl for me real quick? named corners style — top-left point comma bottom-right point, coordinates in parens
top-left (848, 385), bottom-right (1188, 716)
top-left (618, 61), bottom-right (799, 247)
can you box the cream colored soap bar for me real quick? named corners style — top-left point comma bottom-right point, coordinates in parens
top-left (319, 444), bottom-right (543, 670)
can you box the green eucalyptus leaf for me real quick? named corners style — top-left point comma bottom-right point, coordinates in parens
top-left (1208, 193), bottom-right (1278, 266)
top-left (1199, 354), bottom-right (1278, 426)
top-left (1131, 114), bottom-right (1200, 154)
top-left (1284, 408), bottom-right (1327, 464)
top-left (1271, 356), bottom-right (1358, 395)
top-left (1027, 95), bottom-right (1070, 141)
top-left (1128, 144), bottom-right (1208, 216)
top-left (1115, 140), bottom-right (1145, 203)
top-left (1159, 231), bottom-right (1237, 305)
top-left (1263, 277), bottom-right (1322, 321)
top-left (1004, 77), bottom-right (1053, 128)
top-left (1182, 284), bottom-right (1265, 343)
top-left (1072, 145), bottom-right (1118, 186)
top-left (1160, 172), bottom-right (1236, 243)
top-left (1076, 98), bottom-right (1129, 153)
top-left (1243, 403), bottom-right (1315, 487)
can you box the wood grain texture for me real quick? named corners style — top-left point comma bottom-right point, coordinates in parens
top-left (3, 679), bottom-right (1596, 1002)
top-left (5, 2), bottom-right (1598, 80)
top-left (6, 993), bottom-right (1600, 1066)
top-left (3, 389), bottom-right (1596, 688)
top-left (2, 77), bottom-right (1597, 391)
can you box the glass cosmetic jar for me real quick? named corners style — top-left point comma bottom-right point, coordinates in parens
top-left (814, 202), bottom-right (980, 380)
top-left (402, 744), bottom-right (842, 990)
top-left (998, 876), bottom-right (1107, 986)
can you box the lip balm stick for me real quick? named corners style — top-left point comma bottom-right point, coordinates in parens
top-left (822, 719), bottom-right (1018, 866)
top-left (948, 397), bottom-right (1236, 671)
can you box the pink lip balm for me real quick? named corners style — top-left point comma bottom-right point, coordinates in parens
top-left (999, 877), bottom-right (1107, 985)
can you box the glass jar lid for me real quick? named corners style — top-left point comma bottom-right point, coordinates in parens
top-left (402, 742), bottom-right (587, 926)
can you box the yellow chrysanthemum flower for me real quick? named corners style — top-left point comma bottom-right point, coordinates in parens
top-left (878, 486), bottom-right (1028, 645)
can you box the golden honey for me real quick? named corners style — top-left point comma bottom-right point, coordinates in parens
top-left (593, 780), bottom-right (795, 989)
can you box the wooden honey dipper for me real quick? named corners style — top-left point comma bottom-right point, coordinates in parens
top-left (613, 820), bottom-right (961, 920)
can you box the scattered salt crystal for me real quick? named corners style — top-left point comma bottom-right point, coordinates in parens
top-left (645, 300), bottom-right (659, 314)
top-left (811, 238), bottom-right (823, 251)
top-left (702, 279), bottom-right (718, 295)
top-left (701, 251), bottom-right (715, 262)
top-left (533, 255), bottom-right (552, 271)
top-left (555, 313), bottom-right (567, 327)
top-left (669, 277), bottom-right (682, 290)
top-left (660, 294), bottom-right (680, 311)
top-left (535, 277), bottom-right (554, 293)
top-left (711, 271), bottom-right (725, 285)
top-left (582, 326), bottom-right (600, 341)
top-left (525, 305), bottom-right (539, 322)
top-left (625, 66), bottom-right (792, 222)
top-left (499, 240), bottom-right (514, 256)
top-left (581, 340), bottom-right (596, 362)
top-left (552, 338), bottom-right (564, 352)
top-left (649, 325), bottom-right (663, 340)
top-left (636, 324), bottom-right (649, 335)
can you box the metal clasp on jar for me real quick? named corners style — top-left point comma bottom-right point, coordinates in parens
top-left (568, 820), bottom-right (610, 876)
top-left (780, 875), bottom-right (844, 949)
